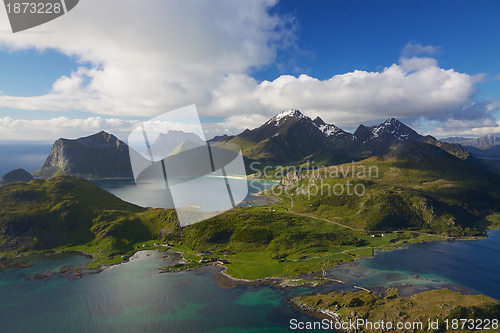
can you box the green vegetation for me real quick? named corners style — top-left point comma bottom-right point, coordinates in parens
top-left (160, 205), bottom-right (447, 280)
top-left (1, 145), bottom-right (499, 281)
top-left (0, 176), bottom-right (178, 266)
top-left (476, 213), bottom-right (500, 230)
top-left (0, 175), bottom-right (438, 278)
top-left (293, 288), bottom-right (500, 332)
top-left (277, 144), bottom-right (500, 236)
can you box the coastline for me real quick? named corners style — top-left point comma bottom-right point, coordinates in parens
top-left (284, 284), bottom-right (495, 333)
top-left (4, 229), bottom-right (494, 283)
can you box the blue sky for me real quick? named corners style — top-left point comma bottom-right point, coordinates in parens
top-left (0, 0), bottom-right (499, 141)
top-left (260, 0), bottom-right (500, 97)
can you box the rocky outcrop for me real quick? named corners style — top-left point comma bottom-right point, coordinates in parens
top-left (276, 170), bottom-right (307, 192)
top-left (287, 297), bottom-right (348, 331)
top-left (34, 131), bottom-right (138, 179)
top-left (0, 168), bottom-right (34, 185)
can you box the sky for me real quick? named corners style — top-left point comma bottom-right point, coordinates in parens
top-left (0, 0), bottom-right (499, 142)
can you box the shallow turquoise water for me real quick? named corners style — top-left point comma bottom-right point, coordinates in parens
top-left (1, 232), bottom-right (499, 332)
top-left (0, 251), bottom-right (323, 333)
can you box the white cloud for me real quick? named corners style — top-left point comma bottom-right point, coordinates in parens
top-left (0, 2), bottom-right (495, 140)
top-left (430, 119), bottom-right (500, 138)
top-left (215, 114), bottom-right (269, 131)
top-left (0, 0), bottom-right (289, 116)
top-left (0, 115), bottom-right (236, 142)
top-left (0, 116), bottom-right (141, 141)
top-left (211, 59), bottom-right (485, 130)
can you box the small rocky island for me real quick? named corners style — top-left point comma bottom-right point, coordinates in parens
top-left (0, 168), bottom-right (34, 185)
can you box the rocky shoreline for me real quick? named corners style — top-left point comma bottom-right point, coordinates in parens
top-left (286, 296), bottom-right (350, 332)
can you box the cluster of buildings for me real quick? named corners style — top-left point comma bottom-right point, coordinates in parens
top-left (198, 256), bottom-right (230, 265)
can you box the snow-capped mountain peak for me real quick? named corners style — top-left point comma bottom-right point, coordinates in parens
top-left (266, 109), bottom-right (306, 126)
top-left (368, 118), bottom-right (417, 142)
top-left (311, 116), bottom-right (343, 137)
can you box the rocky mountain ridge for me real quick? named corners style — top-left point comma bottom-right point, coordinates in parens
top-left (442, 134), bottom-right (500, 149)
top-left (34, 131), bottom-right (137, 179)
top-left (215, 109), bottom-right (474, 165)
top-left (33, 109), bottom-right (485, 180)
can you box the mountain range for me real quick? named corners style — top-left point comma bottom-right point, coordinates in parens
top-left (442, 134), bottom-right (500, 149)
top-left (213, 109), bottom-right (477, 167)
top-left (146, 130), bottom-right (205, 156)
top-left (29, 109), bottom-right (495, 179)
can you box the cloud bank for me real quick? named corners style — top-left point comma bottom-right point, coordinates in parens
top-left (0, 0), bottom-right (497, 140)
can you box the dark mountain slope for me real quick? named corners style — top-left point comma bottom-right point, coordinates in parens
top-left (224, 109), bottom-right (335, 163)
top-left (354, 118), bottom-right (422, 156)
top-left (34, 131), bottom-right (139, 179)
top-left (415, 135), bottom-right (471, 160)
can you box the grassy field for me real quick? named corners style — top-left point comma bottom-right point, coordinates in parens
top-left (158, 198), bottom-right (454, 280)
top-left (293, 288), bottom-right (500, 332)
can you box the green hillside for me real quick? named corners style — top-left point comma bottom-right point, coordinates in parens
top-left (274, 141), bottom-right (500, 235)
top-left (0, 176), bottom-right (179, 265)
top-left (1, 142), bottom-right (499, 279)
top-left (0, 175), bottom-right (443, 279)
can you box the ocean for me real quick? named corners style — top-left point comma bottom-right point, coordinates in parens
top-left (0, 141), bottom-right (53, 177)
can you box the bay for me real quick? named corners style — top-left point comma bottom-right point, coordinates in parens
top-left (1, 142), bottom-right (499, 332)
top-left (0, 251), bottom-right (322, 333)
top-left (91, 178), bottom-right (278, 210)
top-left (323, 230), bottom-right (500, 301)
